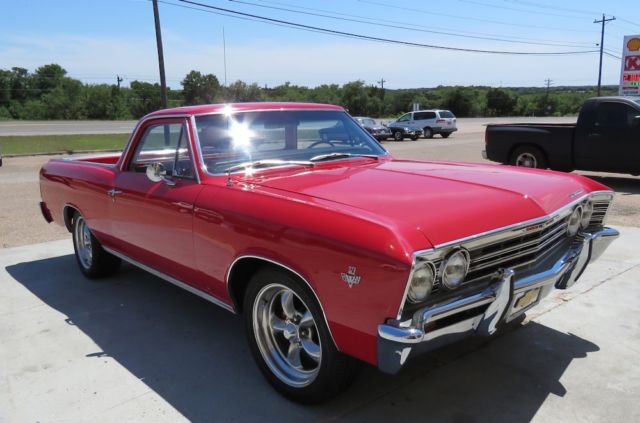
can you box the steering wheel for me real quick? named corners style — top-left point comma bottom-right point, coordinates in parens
top-left (307, 140), bottom-right (336, 149)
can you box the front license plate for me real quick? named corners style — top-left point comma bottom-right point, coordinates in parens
top-left (515, 288), bottom-right (541, 310)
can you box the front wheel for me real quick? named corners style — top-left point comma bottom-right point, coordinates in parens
top-left (244, 267), bottom-right (357, 403)
top-left (509, 146), bottom-right (547, 169)
top-left (393, 131), bottom-right (404, 141)
top-left (423, 127), bottom-right (433, 139)
top-left (410, 135), bottom-right (419, 141)
top-left (441, 133), bottom-right (451, 139)
top-left (72, 212), bottom-right (121, 278)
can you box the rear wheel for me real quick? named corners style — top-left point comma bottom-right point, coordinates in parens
top-left (244, 267), bottom-right (357, 403)
top-left (72, 212), bottom-right (121, 278)
top-left (410, 135), bottom-right (419, 141)
top-left (441, 133), bottom-right (451, 139)
top-left (423, 127), bottom-right (433, 139)
top-left (509, 146), bottom-right (547, 169)
top-left (393, 131), bottom-right (404, 141)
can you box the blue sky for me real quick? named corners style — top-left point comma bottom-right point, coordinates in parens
top-left (1, 0), bottom-right (638, 89)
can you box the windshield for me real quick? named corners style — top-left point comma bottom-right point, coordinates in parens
top-left (195, 110), bottom-right (387, 174)
top-left (361, 118), bottom-right (376, 126)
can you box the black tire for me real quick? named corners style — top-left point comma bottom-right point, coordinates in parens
top-left (410, 135), bottom-right (419, 141)
top-left (72, 212), bottom-right (121, 279)
top-left (393, 131), bottom-right (404, 141)
top-left (509, 146), bottom-right (547, 169)
top-left (423, 127), bottom-right (433, 139)
top-left (244, 267), bottom-right (358, 403)
top-left (441, 133), bottom-right (451, 139)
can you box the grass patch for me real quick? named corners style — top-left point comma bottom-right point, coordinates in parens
top-left (0, 134), bottom-right (129, 155)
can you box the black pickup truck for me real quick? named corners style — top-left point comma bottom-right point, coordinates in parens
top-left (483, 96), bottom-right (640, 175)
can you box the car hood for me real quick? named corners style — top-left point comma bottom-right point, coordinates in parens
top-left (241, 159), bottom-right (605, 248)
top-left (367, 124), bottom-right (388, 130)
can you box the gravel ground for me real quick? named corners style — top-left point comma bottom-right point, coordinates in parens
top-left (1, 116), bottom-right (638, 248)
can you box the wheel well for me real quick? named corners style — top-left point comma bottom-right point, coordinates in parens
top-left (508, 143), bottom-right (548, 164)
top-left (63, 205), bottom-right (79, 232)
top-left (228, 257), bottom-right (310, 313)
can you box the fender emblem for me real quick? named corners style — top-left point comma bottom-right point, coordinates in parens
top-left (341, 266), bottom-right (361, 288)
top-left (569, 189), bottom-right (584, 198)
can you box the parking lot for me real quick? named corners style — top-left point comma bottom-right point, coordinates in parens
top-left (1, 118), bottom-right (639, 421)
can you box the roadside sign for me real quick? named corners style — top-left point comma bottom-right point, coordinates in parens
top-left (620, 35), bottom-right (640, 96)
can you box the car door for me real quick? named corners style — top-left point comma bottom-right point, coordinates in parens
top-left (575, 101), bottom-right (640, 172)
top-left (110, 118), bottom-right (205, 286)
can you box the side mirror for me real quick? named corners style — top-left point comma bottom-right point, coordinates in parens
top-left (146, 162), bottom-right (176, 186)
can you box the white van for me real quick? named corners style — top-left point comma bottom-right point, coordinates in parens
top-left (395, 110), bottom-right (457, 139)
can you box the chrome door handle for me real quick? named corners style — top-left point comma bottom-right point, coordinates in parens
top-left (107, 188), bottom-right (123, 201)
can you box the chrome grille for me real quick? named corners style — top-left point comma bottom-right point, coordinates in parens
top-left (465, 215), bottom-right (569, 283)
top-left (588, 200), bottom-right (610, 230)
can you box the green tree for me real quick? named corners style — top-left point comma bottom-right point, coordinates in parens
top-left (181, 70), bottom-right (221, 104)
top-left (486, 88), bottom-right (516, 116)
top-left (128, 81), bottom-right (163, 118)
top-left (341, 81), bottom-right (369, 116)
top-left (225, 80), bottom-right (262, 102)
top-left (442, 87), bottom-right (474, 117)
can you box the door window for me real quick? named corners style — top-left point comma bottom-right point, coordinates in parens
top-left (414, 112), bottom-right (436, 120)
top-left (130, 122), bottom-right (194, 178)
top-left (397, 113), bottom-right (411, 122)
top-left (594, 103), bottom-right (638, 129)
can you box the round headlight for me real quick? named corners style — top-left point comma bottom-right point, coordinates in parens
top-left (440, 249), bottom-right (470, 290)
top-left (407, 263), bottom-right (435, 303)
top-left (567, 206), bottom-right (583, 236)
top-left (580, 201), bottom-right (593, 229)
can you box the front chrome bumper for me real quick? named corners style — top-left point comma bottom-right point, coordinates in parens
top-left (377, 227), bottom-right (619, 374)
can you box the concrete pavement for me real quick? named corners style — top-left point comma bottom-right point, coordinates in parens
top-left (1, 227), bottom-right (639, 422)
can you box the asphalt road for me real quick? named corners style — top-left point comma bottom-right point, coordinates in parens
top-left (1, 229), bottom-right (638, 421)
top-left (0, 120), bottom-right (137, 136)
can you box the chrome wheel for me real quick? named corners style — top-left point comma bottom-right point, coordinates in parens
top-left (515, 152), bottom-right (537, 168)
top-left (74, 216), bottom-right (93, 269)
top-left (252, 283), bottom-right (322, 387)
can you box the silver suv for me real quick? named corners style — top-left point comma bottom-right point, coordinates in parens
top-left (395, 109), bottom-right (457, 139)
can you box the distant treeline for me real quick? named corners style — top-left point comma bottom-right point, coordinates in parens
top-left (0, 64), bottom-right (618, 120)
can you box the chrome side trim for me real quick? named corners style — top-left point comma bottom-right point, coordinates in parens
top-left (103, 246), bottom-right (235, 313)
top-left (226, 255), bottom-right (339, 350)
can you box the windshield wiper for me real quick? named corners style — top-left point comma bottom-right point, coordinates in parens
top-left (223, 159), bottom-right (314, 174)
top-left (309, 152), bottom-right (380, 163)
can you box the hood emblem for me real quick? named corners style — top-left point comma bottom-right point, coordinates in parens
top-left (341, 266), bottom-right (361, 288)
top-left (569, 189), bottom-right (584, 198)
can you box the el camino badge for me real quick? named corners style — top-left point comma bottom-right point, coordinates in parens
top-left (341, 266), bottom-right (361, 288)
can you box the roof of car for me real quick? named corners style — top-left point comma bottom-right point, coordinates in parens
top-left (146, 102), bottom-right (344, 117)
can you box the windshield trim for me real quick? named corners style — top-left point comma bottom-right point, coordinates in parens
top-left (192, 109), bottom-right (390, 177)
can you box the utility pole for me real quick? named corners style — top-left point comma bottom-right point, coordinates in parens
top-left (222, 27), bottom-right (228, 88)
top-left (377, 77), bottom-right (386, 99)
top-left (116, 75), bottom-right (123, 89)
top-left (544, 78), bottom-right (553, 96)
top-left (152, 0), bottom-right (168, 108)
top-left (594, 14), bottom-right (616, 97)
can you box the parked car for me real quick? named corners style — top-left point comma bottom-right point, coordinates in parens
top-left (483, 96), bottom-right (640, 175)
top-left (386, 120), bottom-right (423, 141)
top-left (353, 116), bottom-right (392, 140)
top-left (393, 109), bottom-right (457, 138)
top-left (40, 102), bottom-right (618, 403)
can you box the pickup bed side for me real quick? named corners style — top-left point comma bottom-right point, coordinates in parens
top-left (485, 123), bottom-right (576, 170)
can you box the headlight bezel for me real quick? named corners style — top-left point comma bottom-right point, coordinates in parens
top-left (440, 249), bottom-right (471, 290)
top-left (567, 205), bottom-right (583, 237)
top-left (406, 261), bottom-right (436, 303)
top-left (580, 201), bottom-right (593, 229)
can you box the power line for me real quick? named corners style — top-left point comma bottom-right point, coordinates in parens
top-left (228, 0), bottom-right (596, 47)
top-left (357, 0), bottom-right (599, 33)
top-left (172, 0), bottom-right (598, 55)
top-left (456, 0), bottom-right (587, 20)
top-left (252, 0), bottom-right (595, 46)
top-left (503, 0), bottom-right (598, 16)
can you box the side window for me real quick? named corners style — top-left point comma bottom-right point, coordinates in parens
top-left (594, 103), bottom-right (637, 129)
top-left (130, 122), bottom-right (194, 179)
top-left (413, 112), bottom-right (427, 120)
top-left (397, 113), bottom-right (411, 122)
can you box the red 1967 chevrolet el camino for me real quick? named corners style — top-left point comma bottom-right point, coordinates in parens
top-left (39, 102), bottom-right (619, 403)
